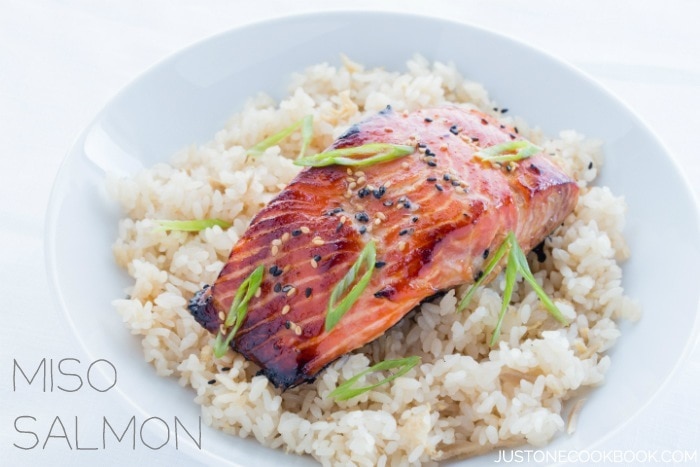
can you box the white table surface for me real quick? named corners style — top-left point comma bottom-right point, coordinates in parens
top-left (1, 1), bottom-right (699, 466)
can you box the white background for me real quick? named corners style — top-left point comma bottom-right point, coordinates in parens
top-left (1, 0), bottom-right (699, 465)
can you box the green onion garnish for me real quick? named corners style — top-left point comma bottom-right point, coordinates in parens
top-left (154, 219), bottom-right (231, 232)
top-left (213, 264), bottom-right (265, 358)
top-left (474, 140), bottom-right (542, 163)
top-left (457, 232), bottom-right (568, 345)
top-left (246, 115), bottom-right (313, 158)
top-left (294, 143), bottom-right (415, 168)
top-left (325, 241), bottom-right (376, 332)
top-left (327, 356), bottom-right (421, 401)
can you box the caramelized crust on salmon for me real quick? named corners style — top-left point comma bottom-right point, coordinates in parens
top-left (189, 106), bottom-right (579, 389)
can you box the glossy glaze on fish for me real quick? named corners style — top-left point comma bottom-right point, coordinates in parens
top-left (189, 106), bottom-right (579, 389)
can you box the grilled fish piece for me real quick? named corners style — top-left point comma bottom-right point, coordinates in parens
top-left (189, 106), bottom-right (579, 389)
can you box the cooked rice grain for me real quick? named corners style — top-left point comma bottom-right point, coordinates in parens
top-left (109, 55), bottom-right (639, 466)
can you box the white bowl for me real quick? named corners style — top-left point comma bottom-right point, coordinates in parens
top-left (46, 11), bottom-right (700, 466)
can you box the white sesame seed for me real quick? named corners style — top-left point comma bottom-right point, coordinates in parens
top-left (283, 265), bottom-right (290, 273)
top-left (377, 212), bottom-right (387, 221)
top-left (312, 236), bottom-right (324, 245)
top-left (300, 226), bottom-right (310, 234)
top-left (310, 259), bottom-right (318, 268)
top-left (271, 245), bottom-right (279, 256)
top-left (218, 311), bottom-right (225, 321)
top-left (356, 176), bottom-right (366, 186)
top-left (271, 239), bottom-right (282, 246)
top-left (401, 162), bottom-right (410, 169)
top-left (287, 287), bottom-right (297, 297)
top-left (282, 305), bottom-right (290, 315)
top-left (294, 325), bottom-right (302, 336)
top-left (348, 181), bottom-right (357, 190)
top-left (255, 288), bottom-right (261, 298)
top-left (354, 171), bottom-right (365, 177)
top-left (399, 241), bottom-right (407, 251)
top-left (281, 232), bottom-right (290, 242)
top-left (374, 218), bottom-right (381, 225)
top-left (346, 168), bottom-right (353, 175)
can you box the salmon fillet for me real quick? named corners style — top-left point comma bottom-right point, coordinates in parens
top-left (189, 106), bottom-right (579, 389)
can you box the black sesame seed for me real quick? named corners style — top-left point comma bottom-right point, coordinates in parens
top-left (412, 216), bottom-right (418, 223)
top-left (424, 117), bottom-right (433, 123)
top-left (427, 160), bottom-right (437, 167)
top-left (274, 283), bottom-right (282, 293)
top-left (375, 261), bottom-right (386, 268)
top-left (221, 367), bottom-right (231, 371)
top-left (588, 161), bottom-right (593, 170)
top-left (435, 184), bottom-right (444, 192)
top-left (313, 254), bottom-right (322, 262)
top-left (532, 241), bottom-right (547, 263)
top-left (305, 287), bottom-right (312, 298)
top-left (282, 285), bottom-right (292, 293)
top-left (399, 229), bottom-right (409, 236)
top-left (474, 270), bottom-right (484, 281)
top-left (284, 321), bottom-right (291, 329)
top-left (451, 180), bottom-right (461, 187)
top-left (358, 187), bottom-right (370, 198)
top-left (336, 222), bottom-right (343, 232)
top-left (292, 229), bottom-right (302, 237)
top-left (372, 186), bottom-right (386, 199)
top-left (481, 118), bottom-right (488, 125)
top-left (443, 174), bottom-right (451, 181)
top-left (425, 148), bottom-right (435, 157)
top-left (403, 202), bottom-right (411, 209)
top-left (449, 125), bottom-right (460, 135)
top-left (501, 108), bottom-right (509, 114)
top-left (325, 207), bottom-right (344, 216)
top-left (514, 127), bottom-right (519, 134)
top-left (355, 212), bottom-right (370, 223)
top-left (483, 249), bottom-right (490, 259)
top-left (471, 137), bottom-right (479, 142)
top-left (427, 177), bottom-right (437, 182)
top-left (208, 379), bottom-right (216, 385)
top-left (417, 142), bottom-right (427, 148)
top-left (373, 287), bottom-right (394, 298)
top-left (270, 265), bottom-right (283, 277)
top-left (493, 107), bottom-right (499, 112)
top-left (500, 124), bottom-right (506, 129)
top-left (359, 226), bottom-right (367, 234)
top-left (509, 133), bottom-right (517, 140)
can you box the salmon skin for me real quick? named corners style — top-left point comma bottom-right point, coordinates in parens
top-left (189, 106), bottom-right (579, 389)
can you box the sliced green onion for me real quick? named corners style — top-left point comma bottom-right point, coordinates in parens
top-left (456, 236), bottom-right (510, 313)
top-left (213, 264), bottom-right (265, 358)
top-left (299, 115), bottom-right (314, 157)
top-left (325, 241), bottom-right (376, 332)
top-left (491, 246), bottom-right (518, 346)
top-left (474, 140), bottom-right (542, 163)
top-left (154, 219), bottom-right (231, 232)
top-left (327, 356), bottom-right (421, 401)
top-left (510, 236), bottom-right (568, 325)
top-left (294, 143), bottom-right (415, 168)
top-left (457, 231), bottom-right (569, 346)
top-left (246, 115), bottom-right (313, 158)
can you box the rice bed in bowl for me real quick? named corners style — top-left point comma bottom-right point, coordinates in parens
top-left (108, 55), bottom-right (640, 466)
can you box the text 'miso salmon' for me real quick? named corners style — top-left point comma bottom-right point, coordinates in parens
top-left (189, 106), bottom-right (579, 389)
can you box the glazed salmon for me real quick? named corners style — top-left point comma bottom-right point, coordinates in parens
top-left (189, 106), bottom-right (579, 389)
